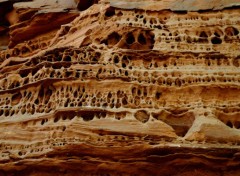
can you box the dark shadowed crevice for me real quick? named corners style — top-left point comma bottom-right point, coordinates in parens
top-left (77, 0), bottom-right (97, 11)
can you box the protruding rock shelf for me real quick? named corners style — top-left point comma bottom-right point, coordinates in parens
top-left (0, 0), bottom-right (240, 175)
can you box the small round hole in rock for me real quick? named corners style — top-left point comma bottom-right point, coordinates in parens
top-left (126, 33), bottom-right (135, 45)
top-left (138, 33), bottom-right (146, 45)
top-left (82, 113), bottom-right (94, 121)
top-left (107, 32), bottom-right (121, 46)
top-left (63, 56), bottom-right (71, 62)
top-left (234, 121), bottom-right (240, 129)
top-left (18, 151), bottom-right (22, 156)
top-left (54, 117), bottom-right (60, 123)
top-left (211, 37), bottom-right (222, 44)
top-left (105, 7), bottom-right (115, 17)
top-left (155, 92), bottom-right (162, 99)
top-left (41, 119), bottom-right (45, 125)
top-left (226, 121), bottom-right (233, 128)
top-left (114, 56), bottom-right (119, 64)
top-left (225, 26), bottom-right (239, 36)
top-left (134, 110), bottom-right (150, 123)
top-left (5, 110), bottom-right (9, 116)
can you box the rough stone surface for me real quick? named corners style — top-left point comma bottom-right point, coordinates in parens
top-left (0, 0), bottom-right (240, 175)
top-left (110, 0), bottom-right (240, 11)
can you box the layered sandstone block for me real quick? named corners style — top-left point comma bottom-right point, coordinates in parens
top-left (0, 0), bottom-right (240, 175)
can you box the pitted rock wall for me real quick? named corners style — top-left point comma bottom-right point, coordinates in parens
top-left (0, 0), bottom-right (240, 175)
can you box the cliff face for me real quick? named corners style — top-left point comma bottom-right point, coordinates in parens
top-left (0, 0), bottom-right (240, 175)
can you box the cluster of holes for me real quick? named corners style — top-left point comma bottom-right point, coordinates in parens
top-left (114, 8), bottom-right (240, 40)
top-left (101, 29), bottom-right (155, 50)
top-left (130, 86), bottom-right (155, 107)
top-left (2, 59), bottom-right (239, 92)
top-left (115, 9), bottom-right (170, 29)
top-left (156, 75), bottom-right (240, 87)
top-left (0, 47), bottom-right (103, 90)
top-left (1, 42), bottom-right (239, 91)
top-left (216, 108), bottom-right (240, 130)
top-left (0, 73), bottom-right (239, 118)
top-left (24, 47), bottom-right (102, 67)
top-left (1, 69), bottom-right (239, 118)
top-left (1, 137), bottom-right (69, 158)
top-left (109, 53), bottom-right (239, 71)
top-left (0, 85), bottom-right (56, 117)
top-left (0, 9), bottom-right (240, 156)
top-left (0, 141), bottom-right (48, 158)
top-left (217, 115), bottom-right (240, 130)
top-left (226, 120), bottom-right (240, 129)
top-left (52, 110), bottom-right (128, 123)
top-left (1, 107), bottom-right (240, 159)
top-left (0, 79), bottom-right (239, 119)
top-left (0, 12), bottom-right (238, 126)
top-left (110, 8), bottom-right (240, 55)
top-left (0, 81), bottom-right (165, 118)
top-left (4, 84), bottom-right (136, 117)
top-left (156, 26), bottom-right (239, 46)
top-left (54, 86), bottom-right (133, 109)
top-left (0, 39), bottom-right (51, 60)
top-left (58, 25), bottom-right (71, 38)
top-left (1, 8), bottom-right (239, 62)
top-left (1, 128), bottom-right (186, 159)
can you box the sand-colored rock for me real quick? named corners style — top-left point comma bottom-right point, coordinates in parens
top-left (110, 0), bottom-right (240, 11)
top-left (0, 0), bottom-right (240, 175)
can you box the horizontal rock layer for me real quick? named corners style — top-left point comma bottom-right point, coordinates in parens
top-left (110, 0), bottom-right (240, 11)
top-left (0, 0), bottom-right (240, 175)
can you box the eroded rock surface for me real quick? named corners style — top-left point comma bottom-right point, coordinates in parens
top-left (0, 0), bottom-right (240, 175)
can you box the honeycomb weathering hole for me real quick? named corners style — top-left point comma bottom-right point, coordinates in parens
top-left (77, 0), bottom-right (95, 11)
top-left (11, 92), bottom-right (22, 106)
top-left (117, 29), bottom-right (155, 50)
top-left (225, 26), bottom-right (239, 36)
top-left (126, 33), bottom-right (135, 45)
top-left (134, 110), bottom-right (150, 123)
top-left (152, 110), bottom-right (195, 137)
top-left (107, 32), bottom-right (122, 46)
top-left (211, 37), bottom-right (222, 44)
top-left (105, 7), bottom-right (115, 17)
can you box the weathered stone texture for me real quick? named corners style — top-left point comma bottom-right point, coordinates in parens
top-left (0, 0), bottom-right (240, 175)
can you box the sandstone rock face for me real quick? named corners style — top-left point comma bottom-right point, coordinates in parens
top-left (110, 0), bottom-right (240, 11)
top-left (0, 0), bottom-right (240, 175)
